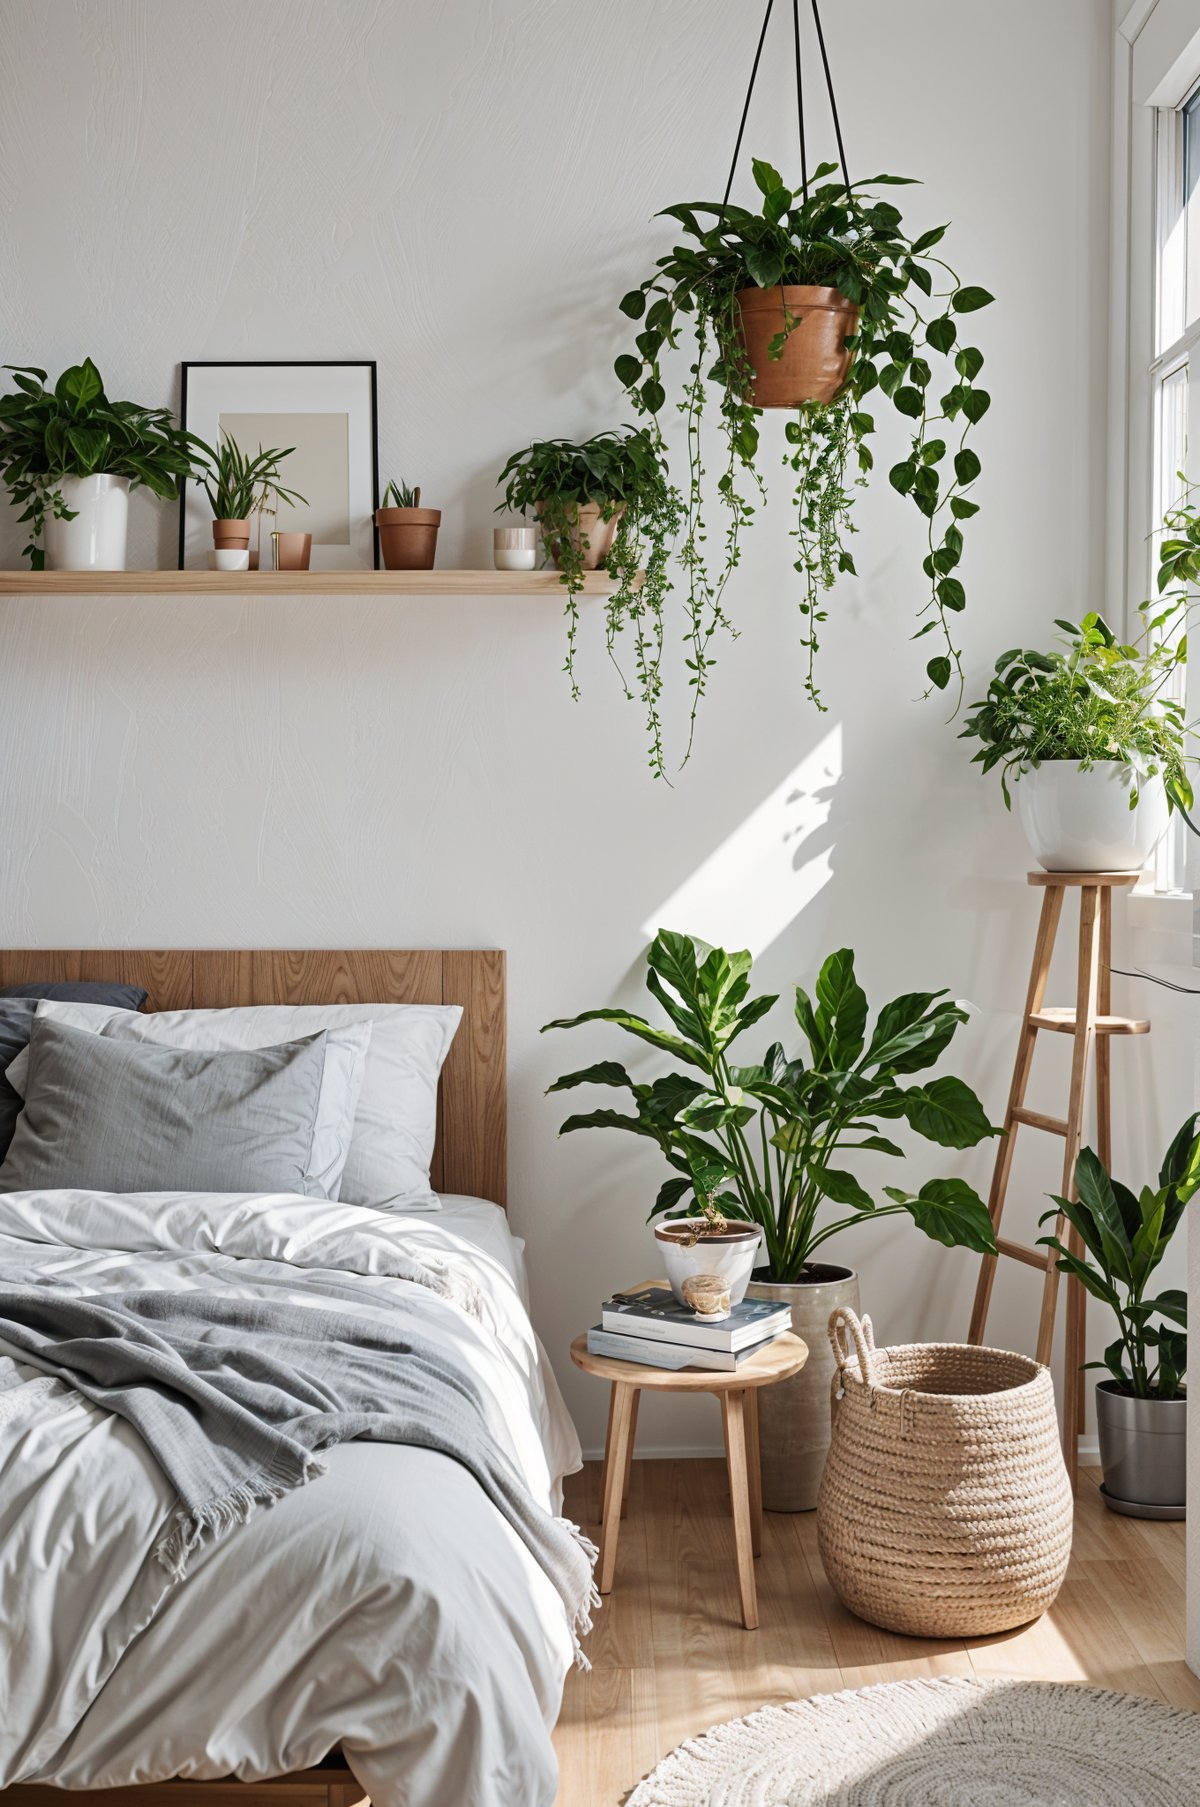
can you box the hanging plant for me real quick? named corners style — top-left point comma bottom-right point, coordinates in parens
top-left (615, 156), bottom-right (993, 711)
top-left (496, 429), bottom-right (683, 778)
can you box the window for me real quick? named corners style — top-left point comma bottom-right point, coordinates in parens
top-left (1147, 85), bottom-right (1200, 894)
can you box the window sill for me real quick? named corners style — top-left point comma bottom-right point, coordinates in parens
top-left (1127, 886), bottom-right (1195, 975)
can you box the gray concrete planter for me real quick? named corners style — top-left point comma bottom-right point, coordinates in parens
top-left (1095, 1380), bottom-right (1186, 1514)
top-left (745, 1265), bottom-right (858, 1511)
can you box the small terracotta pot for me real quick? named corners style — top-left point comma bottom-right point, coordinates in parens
top-left (273, 531), bottom-right (312, 571)
top-left (537, 501), bottom-right (624, 571)
top-left (736, 284), bottom-right (860, 408)
top-left (376, 506), bottom-right (441, 571)
top-left (212, 517), bottom-right (251, 551)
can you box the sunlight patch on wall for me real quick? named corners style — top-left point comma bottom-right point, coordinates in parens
top-left (641, 725), bottom-right (842, 958)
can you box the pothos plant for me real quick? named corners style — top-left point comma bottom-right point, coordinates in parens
top-left (497, 429), bottom-right (683, 778)
top-left (543, 929), bottom-right (998, 1284)
top-left (615, 159), bottom-right (993, 711)
top-left (0, 359), bottom-right (194, 568)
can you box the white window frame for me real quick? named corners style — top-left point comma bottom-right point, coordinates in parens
top-left (1115, 2), bottom-right (1200, 931)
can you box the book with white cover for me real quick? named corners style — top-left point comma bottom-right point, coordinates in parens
top-left (601, 1284), bottom-right (790, 1351)
top-left (585, 1325), bottom-right (784, 1372)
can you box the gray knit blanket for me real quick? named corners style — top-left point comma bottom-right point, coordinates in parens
top-left (0, 1283), bottom-right (598, 1664)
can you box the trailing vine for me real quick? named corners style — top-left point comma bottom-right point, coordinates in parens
top-left (497, 430), bottom-right (683, 778)
top-left (615, 158), bottom-right (993, 710)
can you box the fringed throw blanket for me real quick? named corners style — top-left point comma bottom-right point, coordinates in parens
top-left (0, 1282), bottom-right (598, 1665)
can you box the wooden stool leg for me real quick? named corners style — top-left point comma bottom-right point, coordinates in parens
top-left (1050, 884), bottom-right (1101, 1489)
top-left (598, 1383), bottom-right (616, 1524)
top-left (621, 1388), bottom-right (640, 1518)
top-left (721, 1389), bottom-right (758, 1630)
top-left (746, 1387), bottom-right (763, 1557)
top-left (969, 883), bottom-right (1065, 1343)
top-left (598, 1383), bottom-right (637, 1592)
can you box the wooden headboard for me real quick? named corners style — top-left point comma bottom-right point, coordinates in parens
top-left (0, 949), bottom-right (507, 1208)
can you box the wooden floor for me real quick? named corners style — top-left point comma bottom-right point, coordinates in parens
top-left (553, 1457), bottom-right (1199, 1806)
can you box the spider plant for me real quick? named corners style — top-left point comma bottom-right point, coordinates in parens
top-left (189, 432), bottom-right (306, 521)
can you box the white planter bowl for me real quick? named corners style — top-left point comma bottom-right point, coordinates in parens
top-left (1017, 760), bottom-right (1169, 872)
top-left (653, 1218), bottom-right (762, 1306)
top-left (43, 472), bottom-right (130, 571)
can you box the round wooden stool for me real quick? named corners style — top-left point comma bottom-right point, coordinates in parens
top-left (570, 1329), bottom-right (808, 1629)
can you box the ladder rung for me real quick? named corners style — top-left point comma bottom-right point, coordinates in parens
top-left (996, 1236), bottom-right (1052, 1271)
top-left (1010, 1105), bottom-right (1068, 1136)
top-left (1029, 1008), bottom-right (1150, 1036)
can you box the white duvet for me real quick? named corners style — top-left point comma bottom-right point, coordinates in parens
top-left (0, 1188), bottom-right (582, 1807)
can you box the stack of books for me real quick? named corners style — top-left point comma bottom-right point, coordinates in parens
top-left (587, 1284), bottom-right (792, 1371)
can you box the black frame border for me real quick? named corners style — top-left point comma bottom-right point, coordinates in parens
top-left (177, 359), bottom-right (381, 571)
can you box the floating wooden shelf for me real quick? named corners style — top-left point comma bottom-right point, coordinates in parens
top-left (0, 568), bottom-right (640, 596)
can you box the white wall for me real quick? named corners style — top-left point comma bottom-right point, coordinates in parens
top-left (2, 0), bottom-right (1168, 1460)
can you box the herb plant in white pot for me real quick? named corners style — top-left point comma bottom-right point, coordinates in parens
top-left (960, 612), bottom-right (1193, 872)
top-left (544, 931), bottom-right (998, 1510)
top-left (0, 359), bottom-right (194, 570)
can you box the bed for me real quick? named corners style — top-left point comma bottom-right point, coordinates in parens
top-left (0, 950), bottom-right (584, 1807)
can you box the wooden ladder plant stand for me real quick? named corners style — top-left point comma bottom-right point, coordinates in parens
top-left (967, 871), bottom-right (1150, 1490)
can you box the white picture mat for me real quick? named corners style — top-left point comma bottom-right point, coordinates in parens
top-left (180, 364), bottom-right (376, 570)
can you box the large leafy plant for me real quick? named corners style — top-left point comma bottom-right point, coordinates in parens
top-left (959, 611), bottom-right (1195, 818)
top-left (1038, 1118), bottom-right (1198, 1400)
top-left (543, 930), bottom-right (998, 1283)
top-left (497, 429), bottom-right (682, 777)
top-left (0, 359), bottom-right (194, 567)
top-left (615, 160), bottom-right (993, 712)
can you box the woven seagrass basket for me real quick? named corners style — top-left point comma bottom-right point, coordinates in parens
top-left (816, 1308), bottom-right (1073, 1638)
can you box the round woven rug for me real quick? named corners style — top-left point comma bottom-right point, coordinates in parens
top-left (626, 1677), bottom-right (1200, 1806)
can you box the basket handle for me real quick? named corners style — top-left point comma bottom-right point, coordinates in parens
top-left (827, 1306), bottom-right (878, 1387)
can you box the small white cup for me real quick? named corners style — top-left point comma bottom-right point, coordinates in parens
top-left (213, 547), bottom-right (251, 572)
top-left (494, 525), bottom-right (537, 571)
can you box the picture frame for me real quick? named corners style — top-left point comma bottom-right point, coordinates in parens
top-left (177, 360), bottom-right (380, 571)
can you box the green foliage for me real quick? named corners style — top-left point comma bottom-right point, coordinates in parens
top-left (959, 611), bottom-right (1195, 818)
top-left (615, 161), bottom-right (992, 712)
top-left (1038, 1118), bottom-right (1198, 1399)
top-left (189, 432), bottom-right (306, 522)
top-left (0, 359), bottom-right (194, 568)
top-left (543, 929), bottom-right (998, 1282)
top-left (382, 479), bottom-right (419, 508)
top-left (497, 429), bottom-right (683, 778)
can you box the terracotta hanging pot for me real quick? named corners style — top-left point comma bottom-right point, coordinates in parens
top-left (735, 284), bottom-right (860, 408)
top-left (537, 500), bottom-right (624, 571)
top-left (375, 492), bottom-right (441, 571)
top-left (212, 516), bottom-right (251, 551)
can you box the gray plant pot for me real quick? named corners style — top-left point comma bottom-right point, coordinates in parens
top-left (745, 1265), bottom-right (859, 1511)
top-left (1095, 1379), bottom-right (1187, 1513)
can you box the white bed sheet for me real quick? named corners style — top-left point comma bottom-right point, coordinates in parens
top-left (0, 1187), bottom-right (583, 1807)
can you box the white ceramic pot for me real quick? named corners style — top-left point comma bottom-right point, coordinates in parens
top-left (653, 1218), bottom-right (762, 1305)
top-left (43, 473), bottom-right (130, 571)
top-left (1018, 759), bottom-right (1169, 872)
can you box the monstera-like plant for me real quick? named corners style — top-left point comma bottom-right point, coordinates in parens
top-left (615, 160), bottom-right (993, 713)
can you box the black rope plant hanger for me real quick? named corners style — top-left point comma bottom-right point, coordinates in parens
top-left (611, 0), bottom-right (994, 772)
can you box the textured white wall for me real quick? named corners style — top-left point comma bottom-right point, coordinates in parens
top-left (1, 0), bottom-right (1167, 1459)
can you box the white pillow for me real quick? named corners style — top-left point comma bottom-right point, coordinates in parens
top-left (8, 1000), bottom-right (460, 1210)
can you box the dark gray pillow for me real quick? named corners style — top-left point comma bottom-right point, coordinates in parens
top-left (0, 1016), bottom-right (334, 1197)
top-left (0, 983), bottom-right (148, 1163)
top-left (0, 981), bottom-right (147, 1008)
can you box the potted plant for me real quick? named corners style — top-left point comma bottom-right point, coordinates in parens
top-left (544, 929), bottom-right (998, 1508)
top-left (375, 481), bottom-right (441, 571)
top-left (189, 433), bottom-right (306, 567)
top-left (496, 429), bottom-right (682, 778)
top-left (614, 159), bottom-right (993, 714)
top-left (0, 359), bottom-right (193, 570)
top-left (959, 611), bottom-right (1193, 871)
top-left (1038, 1118), bottom-right (1196, 1514)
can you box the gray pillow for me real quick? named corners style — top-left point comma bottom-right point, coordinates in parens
top-left (0, 983), bottom-right (148, 1164)
top-left (0, 1017), bottom-right (348, 1198)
